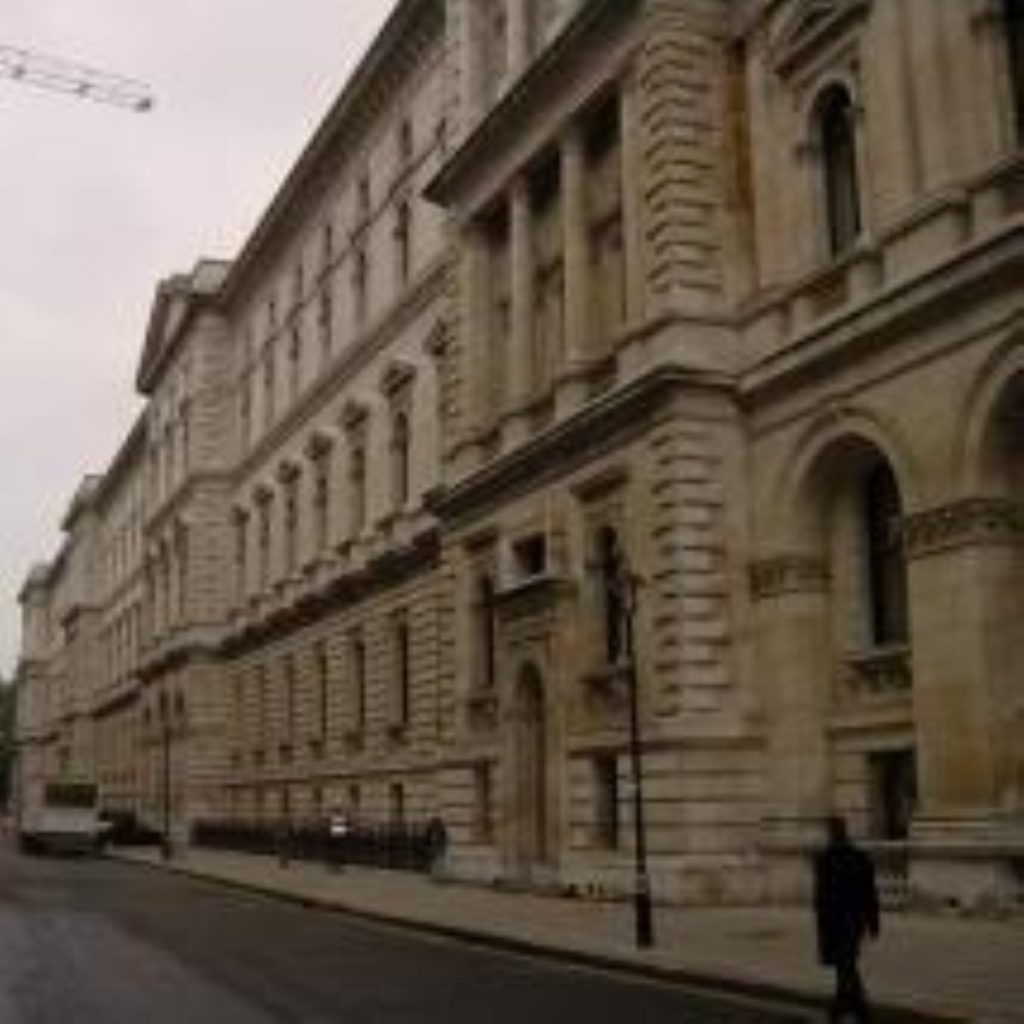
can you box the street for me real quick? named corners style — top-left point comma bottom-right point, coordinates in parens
top-left (0, 843), bottom-right (809, 1023)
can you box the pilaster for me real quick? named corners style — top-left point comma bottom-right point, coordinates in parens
top-left (504, 175), bottom-right (534, 448)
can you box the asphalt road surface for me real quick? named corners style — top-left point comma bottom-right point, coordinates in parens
top-left (0, 843), bottom-right (809, 1023)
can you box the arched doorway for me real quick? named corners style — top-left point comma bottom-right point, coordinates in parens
top-left (512, 662), bottom-right (548, 875)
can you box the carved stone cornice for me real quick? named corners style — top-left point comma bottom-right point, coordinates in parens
top-left (902, 498), bottom-right (1024, 558)
top-left (750, 555), bottom-right (830, 600)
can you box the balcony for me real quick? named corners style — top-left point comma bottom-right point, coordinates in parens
top-left (842, 645), bottom-right (912, 700)
top-left (743, 152), bottom-right (1024, 369)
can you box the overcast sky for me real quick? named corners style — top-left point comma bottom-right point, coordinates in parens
top-left (0, 0), bottom-right (394, 674)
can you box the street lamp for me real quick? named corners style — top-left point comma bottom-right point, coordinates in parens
top-left (601, 531), bottom-right (654, 949)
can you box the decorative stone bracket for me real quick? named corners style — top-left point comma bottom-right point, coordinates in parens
top-left (902, 498), bottom-right (1024, 559)
top-left (750, 555), bottom-right (830, 600)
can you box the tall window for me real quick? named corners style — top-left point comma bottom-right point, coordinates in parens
top-left (593, 754), bottom-right (620, 849)
top-left (393, 615), bottom-right (411, 729)
top-left (313, 453), bottom-right (331, 553)
top-left (395, 201), bottom-right (412, 286)
top-left (256, 666), bottom-right (268, 753)
top-left (863, 463), bottom-right (908, 647)
top-left (473, 572), bottom-right (497, 689)
top-left (474, 762), bottom-right (494, 841)
top-left (816, 85), bottom-right (861, 257)
top-left (398, 118), bottom-right (414, 166)
top-left (283, 475), bottom-right (299, 575)
top-left (262, 348), bottom-right (276, 427)
top-left (350, 631), bottom-right (367, 733)
top-left (314, 641), bottom-right (329, 742)
top-left (322, 220), bottom-right (334, 269)
top-left (234, 511), bottom-right (248, 600)
top-left (180, 399), bottom-right (192, 475)
top-left (257, 496), bottom-right (272, 588)
top-left (176, 527), bottom-right (188, 623)
top-left (391, 412), bottom-right (411, 510)
top-left (350, 442), bottom-right (367, 536)
top-left (353, 247), bottom-right (369, 327)
top-left (1007, 0), bottom-right (1024, 141)
top-left (318, 290), bottom-right (333, 360)
top-left (288, 327), bottom-right (302, 401)
top-left (596, 526), bottom-right (626, 666)
top-left (239, 376), bottom-right (252, 449)
top-left (389, 782), bottom-right (406, 825)
top-left (282, 655), bottom-right (297, 745)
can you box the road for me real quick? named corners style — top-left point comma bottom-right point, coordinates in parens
top-left (0, 843), bottom-right (809, 1023)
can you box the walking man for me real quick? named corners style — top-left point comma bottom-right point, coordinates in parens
top-left (814, 816), bottom-right (880, 1022)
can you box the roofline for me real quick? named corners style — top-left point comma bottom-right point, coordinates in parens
top-left (93, 411), bottom-right (148, 509)
top-left (136, 259), bottom-right (231, 395)
top-left (219, 0), bottom-right (445, 310)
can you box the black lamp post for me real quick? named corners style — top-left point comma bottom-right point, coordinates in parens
top-left (601, 533), bottom-right (654, 949)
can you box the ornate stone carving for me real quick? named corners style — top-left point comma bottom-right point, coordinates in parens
top-left (902, 499), bottom-right (1024, 558)
top-left (842, 644), bottom-right (912, 699)
top-left (749, 555), bottom-right (830, 600)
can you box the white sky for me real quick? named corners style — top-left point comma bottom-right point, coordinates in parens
top-left (0, 0), bottom-right (395, 675)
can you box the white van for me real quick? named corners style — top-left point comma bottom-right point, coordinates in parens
top-left (19, 780), bottom-right (102, 855)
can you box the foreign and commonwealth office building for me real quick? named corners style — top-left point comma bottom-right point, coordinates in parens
top-left (14, 0), bottom-right (1024, 911)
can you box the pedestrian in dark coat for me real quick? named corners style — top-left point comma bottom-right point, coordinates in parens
top-left (813, 816), bottom-right (880, 1022)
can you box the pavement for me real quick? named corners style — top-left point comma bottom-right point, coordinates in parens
top-left (108, 844), bottom-right (1024, 1023)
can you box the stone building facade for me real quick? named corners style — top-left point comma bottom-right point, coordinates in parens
top-left (14, 0), bottom-right (1024, 909)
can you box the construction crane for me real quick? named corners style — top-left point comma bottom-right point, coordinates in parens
top-left (0, 43), bottom-right (153, 113)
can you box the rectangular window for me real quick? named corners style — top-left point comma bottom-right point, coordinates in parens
top-left (474, 762), bottom-right (494, 842)
top-left (283, 476), bottom-right (299, 575)
top-left (593, 754), bottom-right (619, 849)
top-left (313, 455), bottom-right (331, 552)
top-left (282, 655), bottom-right (297, 744)
top-left (350, 631), bottom-right (366, 733)
top-left (389, 782), bottom-right (405, 825)
top-left (868, 748), bottom-right (917, 840)
top-left (513, 534), bottom-right (547, 578)
top-left (394, 615), bottom-right (411, 729)
top-left (314, 641), bottom-right (329, 742)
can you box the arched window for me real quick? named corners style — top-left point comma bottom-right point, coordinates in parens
top-left (862, 463), bottom-right (908, 647)
top-left (816, 85), bottom-right (861, 257)
top-left (1006, 0), bottom-right (1024, 141)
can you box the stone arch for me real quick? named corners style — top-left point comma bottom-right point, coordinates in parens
top-left (957, 334), bottom-right (1024, 496)
top-left (759, 415), bottom-right (919, 843)
top-left (767, 405), bottom-right (923, 551)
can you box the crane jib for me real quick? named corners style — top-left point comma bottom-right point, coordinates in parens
top-left (0, 43), bottom-right (154, 112)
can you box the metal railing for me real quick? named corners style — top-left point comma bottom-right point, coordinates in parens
top-left (191, 817), bottom-right (447, 873)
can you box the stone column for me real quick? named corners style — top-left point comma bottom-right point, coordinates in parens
top-left (507, 0), bottom-right (531, 78)
top-left (619, 73), bottom-right (645, 329)
top-left (902, 499), bottom-right (1024, 906)
top-left (456, 222), bottom-right (490, 473)
top-left (456, 0), bottom-right (480, 141)
top-left (751, 555), bottom-right (833, 899)
top-left (556, 122), bottom-right (589, 419)
top-left (504, 176), bottom-right (534, 448)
